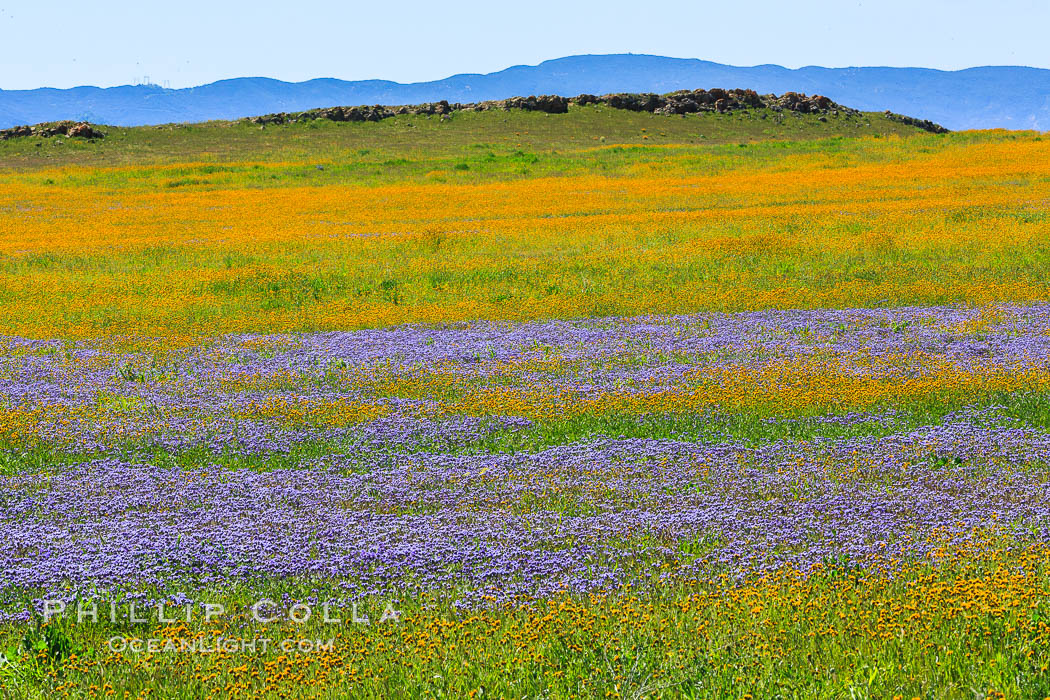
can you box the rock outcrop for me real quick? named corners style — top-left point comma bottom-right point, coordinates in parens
top-left (881, 110), bottom-right (950, 134)
top-left (243, 88), bottom-right (893, 128)
top-left (247, 94), bottom-right (572, 126)
top-left (0, 120), bottom-right (105, 140)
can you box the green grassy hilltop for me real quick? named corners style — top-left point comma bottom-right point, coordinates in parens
top-left (0, 104), bottom-right (937, 172)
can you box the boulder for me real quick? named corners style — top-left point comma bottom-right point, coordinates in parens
top-left (531, 95), bottom-right (568, 114)
top-left (0, 125), bottom-right (33, 140)
top-left (67, 122), bottom-right (104, 139)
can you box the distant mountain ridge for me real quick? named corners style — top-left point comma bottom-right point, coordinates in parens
top-left (1, 54), bottom-right (1047, 131)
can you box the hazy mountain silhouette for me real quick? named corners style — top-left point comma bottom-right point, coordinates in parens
top-left (1, 54), bottom-right (1047, 130)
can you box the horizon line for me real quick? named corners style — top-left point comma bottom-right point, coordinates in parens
top-left (2, 53), bottom-right (1048, 93)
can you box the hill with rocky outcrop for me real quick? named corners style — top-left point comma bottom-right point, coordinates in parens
top-left (246, 88), bottom-right (876, 124)
top-left (3, 88), bottom-right (945, 141)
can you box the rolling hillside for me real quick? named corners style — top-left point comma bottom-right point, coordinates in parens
top-left (0, 98), bottom-right (942, 172)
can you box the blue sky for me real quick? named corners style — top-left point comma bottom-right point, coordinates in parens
top-left (1, 0), bottom-right (1047, 90)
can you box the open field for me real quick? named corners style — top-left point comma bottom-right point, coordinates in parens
top-left (2, 107), bottom-right (1050, 698)
top-left (0, 112), bottom-right (1047, 340)
top-left (5, 306), bottom-right (1050, 697)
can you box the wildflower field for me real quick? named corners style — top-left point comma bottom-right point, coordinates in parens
top-left (2, 108), bottom-right (1050, 698)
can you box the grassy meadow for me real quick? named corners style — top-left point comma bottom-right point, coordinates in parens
top-left (0, 108), bottom-right (1046, 340)
top-left (2, 105), bottom-right (1050, 699)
